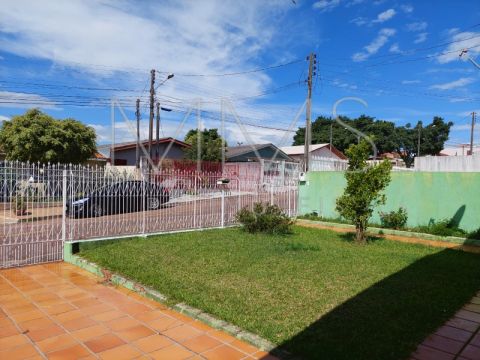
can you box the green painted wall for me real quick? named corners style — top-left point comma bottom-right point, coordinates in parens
top-left (299, 171), bottom-right (480, 232)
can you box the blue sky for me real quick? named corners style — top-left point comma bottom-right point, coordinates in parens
top-left (0, 0), bottom-right (479, 151)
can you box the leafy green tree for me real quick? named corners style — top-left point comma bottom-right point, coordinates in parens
top-left (294, 115), bottom-right (397, 154)
top-left (184, 128), bottom-right (226, 162)
top-left (0, 109), bottom-right (97, 164)
top-left (395, 117), bottom-right (453, 167)
top-left (335, 140), bottom-right (392, 244)
top-left (293, 115), bottom-right (451, 164)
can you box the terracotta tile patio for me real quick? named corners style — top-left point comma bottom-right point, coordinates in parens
top-left (0, 262), bottom-right (277, 359)
top-left (411, 293), bottom-right (480, 360)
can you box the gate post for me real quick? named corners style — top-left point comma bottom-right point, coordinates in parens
top-left (61, 169), bottom-right (67, 242)
top-left (221, 188), bottom-right (225, 228)
top-left (270, 182), bottom-right (274, 206)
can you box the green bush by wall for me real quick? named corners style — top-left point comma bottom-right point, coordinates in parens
top-left (299, 171), bottom-right (480, 232)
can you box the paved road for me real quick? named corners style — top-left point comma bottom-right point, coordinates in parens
top-left (1, 191), bottom-right (297, 268)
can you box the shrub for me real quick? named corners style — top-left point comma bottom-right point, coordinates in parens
top-left (236, 202), bottom-right (295, 235)
top-left (417, 219), bottom-right (466, 237)
top-left (379, 207), bottom-right (408, 229)
top-left (11, 196), bottom-right (26, 215)
top-left (335, 140), bottom-right (392, 244)
top-left (466, 227), bottom-right (480, 240)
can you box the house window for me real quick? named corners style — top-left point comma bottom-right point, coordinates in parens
top-left (114, 159), bottom-right (127, 165)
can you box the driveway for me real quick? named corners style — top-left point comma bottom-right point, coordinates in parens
top-left (0, 262), bottom-right (276, 359)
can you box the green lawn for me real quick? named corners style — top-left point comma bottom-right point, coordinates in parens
top-left (79, 226), bottom-right (480, 360)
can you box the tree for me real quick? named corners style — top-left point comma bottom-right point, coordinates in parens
top-left (184, 128), bottom-right (226, 162)
top-left (293, 115), bottom-right (397, 154)
top-left (0, 109), bottom-right (97, 164)
top-left (293, 114), bottom-right (452, 163)
top-left (335, 140), bottom-right (392, 244)
top-left (395, 117), bottom-right (453, 167)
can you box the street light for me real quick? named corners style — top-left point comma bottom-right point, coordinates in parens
top-left (460, 49), bottom-right (480, 70)
top-left (155, 73), bottom-right (174, 91)
top-left (155, 103), bottom-right (173, 162)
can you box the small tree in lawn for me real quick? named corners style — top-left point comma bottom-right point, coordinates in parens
top-left (336, 139), bottom-right (392, 244)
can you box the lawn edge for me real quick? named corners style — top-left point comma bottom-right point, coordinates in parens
top-left (297, 219), bottom-right (480, 248)
top-left (63, 243), bottom-right (288, 357)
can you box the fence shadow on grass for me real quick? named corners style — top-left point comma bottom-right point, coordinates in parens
top-left (267, 248), bottom-right (480, 360)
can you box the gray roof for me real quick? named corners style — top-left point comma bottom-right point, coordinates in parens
top-left (226, 144), bottom-right (272, 158)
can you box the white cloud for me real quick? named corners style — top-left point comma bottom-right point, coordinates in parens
top-left (345, 0), bottom-right (365, 7)
top-left (352, 9), bottom-right (395, 27)
top-left (449, 97), bottom-right (470, 103)
top-left (437, 31), bottom-right (480, 63)
top-left (389, 43), bottom-right (402, 54)
top-left (0, 0), bottom-right (304, 144)
top-left (430, 77), bottom-right (475, 90)
top-left (400, 4), bottom-right (414, 13)
top-left (312, 0), bottom-right (341, 12)
top-left (414, 32), bottom-right (428, 44)
top-left (352, 28), bottom-right (396, 61)
top-left (0, 1), bottom-right (291, 101)
top-left (350, 17), bottom-right (368, 26)
top-left (0, 91), bottom-right (57, 109)
top-left (331, 78), bottom-right (358, 90)
top-left (92, 101), bottom-right (302, 146)
top-left (406, 22), bottom-right (427, 32)
top-left (401, 80), bottom-right (420, 84)
top-left (373, 9), bottom-right (396, 23)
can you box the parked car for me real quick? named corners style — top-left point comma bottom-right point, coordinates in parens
top-left (66, 180), bottom-right (169, 218)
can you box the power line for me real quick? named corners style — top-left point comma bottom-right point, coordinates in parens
top-left (365, 44), bottom-right (480, 68)
top-left (157, 58), bottom-right (304, 77)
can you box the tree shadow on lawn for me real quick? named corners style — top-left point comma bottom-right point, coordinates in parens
top-left (268, 248), bottom-right (480, 360)
top-left (338, 231), bottom-right (383, 243)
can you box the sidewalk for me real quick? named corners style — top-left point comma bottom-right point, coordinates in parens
top-left (410, 294), bottom-right (480, 360)
top-left (0, 263), bottom-right (276, 359)
top-left (0, 206), bottom-right (63, 224)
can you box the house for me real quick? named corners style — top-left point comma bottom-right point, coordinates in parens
top-left (440, 145), bottom-right (480, 156)
top-left (226, 144), bottom-right (294, 163)
top-left (280, 143), bottom-right (346, 162)
top-left (86, 152), bottom-right (108, 167)
top-left (377, 152), bottom-right (405, 167)
top-left (97, 137), bottom-right (190, 166)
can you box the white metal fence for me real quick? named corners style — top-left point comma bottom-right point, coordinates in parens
top-left (414, 154), bottom-right (480, 172)
top-left (309, 156), bottom-right (349, 171)
top-left (310, 156), bottom-right (416, 172)
top-left (0, 161), bottom-right (298, 268)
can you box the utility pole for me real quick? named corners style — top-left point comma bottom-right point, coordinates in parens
top-left (329, 121), bottom-right (333, 151)
top-left (111, 99), bottom-right (115, 166)
top-left (155, 102), bottom-right (160, 164)
top-left (304, 52), bottom-right (316, 172)
top-left (135, 99), bottom-right (140, 169)
top-left (417, 121), bottom-right (422, 157)
top-left (148, 69), bottom-right (156, 169)
top-left (470, 111), bottom-right (476, 155)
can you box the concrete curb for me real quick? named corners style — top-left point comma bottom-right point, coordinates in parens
top-left (63, 244), bottom-right (289, 357)
top-left (1, 214), bottom-right (62, 224)
top-left (297, 219), bottom-right (480, 247)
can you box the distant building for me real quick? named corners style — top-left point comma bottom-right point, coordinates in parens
top-left (280, 143), bottom-right (346, 162)
top-left (377, 152), bottom-right (405, 167)
top-left (226, 144), bottom-right (294, 163)
top-left (98, 137), bottom-right (190, 166)
top-left (440, 145), bottom-right (480, 156)
top-left (86, 152), bottom-right (108, 167)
